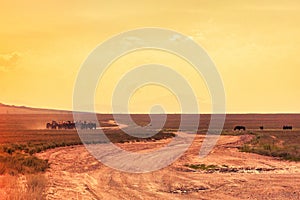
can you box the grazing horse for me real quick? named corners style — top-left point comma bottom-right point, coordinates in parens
top-left (234, 126), bottom-right (246, 131)
top-left (283, 125), bottom-right (292, 130)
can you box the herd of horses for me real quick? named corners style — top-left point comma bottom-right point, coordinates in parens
top-left (45, 121), bottom-right (294, 131)
top-left (234, 125), bottom-right (293, 131)
top-left (46, 121), bottom-right (97, 130)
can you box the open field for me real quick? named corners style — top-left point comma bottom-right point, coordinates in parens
top-left (1, 113), bottom-right (299, 143)
top-left (240, 131), bottom-right (300, 161)
top-left (35, 134), bottom-right (300, 199)
top-left (0, 112), bottom-right (299, 199)
top-left (0, 114), bottom-right (176, 175)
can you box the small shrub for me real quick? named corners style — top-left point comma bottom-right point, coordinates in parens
top-left (5, 174), bottom-right (47, 200)
top-left (6, 148), bottom-right (14, 155)
top-left (26, 174), bottom-right (47, 196)
top-left (263, 144), bottom-right (271, 151)
top-left (29, 148), bottom-right (36, 155)
top-left (240, 144), bottom-right (251, 152)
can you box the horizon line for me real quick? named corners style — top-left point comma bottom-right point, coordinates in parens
top-left (1, 102), bottom-right (300, 115)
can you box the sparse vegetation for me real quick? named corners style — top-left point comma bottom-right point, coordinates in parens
top-left (184, 163), bottom-right (280, 173)
top-left (0, 153), bottom-right (49, 175)
top-left (26, 174), bottom-right (47, 199)
top-left (239, 131), bottom-right (300, 161)
top-left (0, 116), bottom-right (176, 175)
top-left (184, 164), bottom-right (218, 171)
top-left (0, 140), bottom-right (84, 175)
top-left (5, 174), bottom-right (47, 200)
top-left (103, 129), bottom-right (176, 144)
top-left (221, 130), bottom-right (255, 136)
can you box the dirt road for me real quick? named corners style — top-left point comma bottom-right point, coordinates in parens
top-left (37, 134), bottom-right (300, 200)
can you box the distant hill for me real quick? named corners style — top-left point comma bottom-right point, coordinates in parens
top-left (0, 103), bottom-right (71, 114)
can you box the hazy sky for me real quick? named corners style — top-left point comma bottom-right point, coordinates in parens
top-left (0, 0), bottom-right (299, 113)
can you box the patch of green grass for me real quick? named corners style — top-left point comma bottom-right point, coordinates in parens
top-left (221, 130), bottom-right (255, 136)
top-left (184, 164), bottom-right (218, 171)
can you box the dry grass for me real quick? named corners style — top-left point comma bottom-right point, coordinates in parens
top-left (240, 131), bottom-right (300, 161)
top-left (0, 162), bottom-right (6, 175)
top-left (0, 153), bottom-right (49, 175)
top-left (0, 114), bottom-right (176, 175)
top-left (4, 174), bottom-right (47, 200)
top-left (0, 130), bottom-right (175, 175)
top-left (0, 113), bottom-right (299, 175)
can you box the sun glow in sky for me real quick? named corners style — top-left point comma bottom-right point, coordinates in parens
top-left (0, 0), bottom-right (300, 113)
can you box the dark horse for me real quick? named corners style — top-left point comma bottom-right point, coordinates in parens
top-left (234, 126), bottom-right (246, 131)
top-left (46, 121), bottom-right (59, 129)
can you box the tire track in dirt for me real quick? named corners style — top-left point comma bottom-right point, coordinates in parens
top-left (37, 134), bottom-right (300, 199)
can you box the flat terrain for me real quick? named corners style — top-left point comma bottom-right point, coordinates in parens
top-left (0, 111), bottom-right (299, 199)
top-left (1, 113), bottom-right (299, 144)
top-left (36, 134), bottom-right (300, 200)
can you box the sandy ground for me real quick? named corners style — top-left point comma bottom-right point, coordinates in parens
top-left (35, 134), bottom-right (300, 200)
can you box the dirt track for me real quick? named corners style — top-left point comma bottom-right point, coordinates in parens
top-left (37, 134), bottom-right (300, 200)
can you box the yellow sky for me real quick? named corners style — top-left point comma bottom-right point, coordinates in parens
top-left (0, 0), bottom-right (300, 113)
